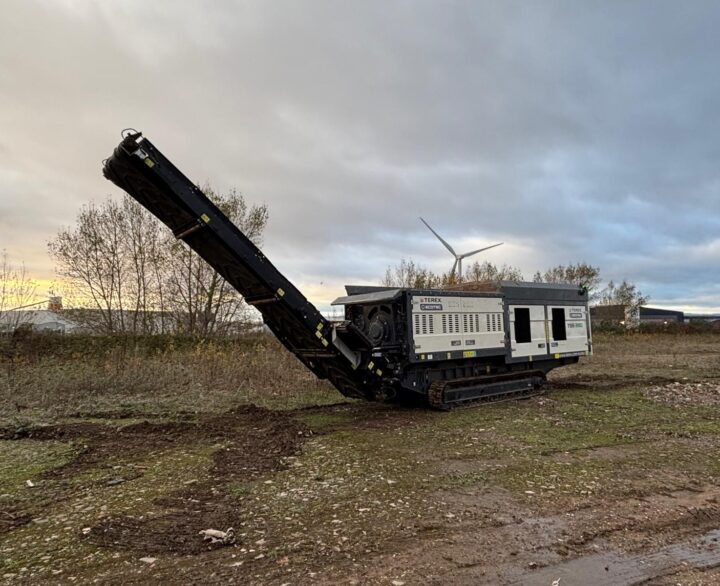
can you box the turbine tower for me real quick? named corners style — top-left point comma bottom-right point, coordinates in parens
top-left (419, 217), bottom-right (503, 280)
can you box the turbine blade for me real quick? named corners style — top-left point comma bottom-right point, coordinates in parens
top-left (451, 258), bottom-right (458, 277)
top-left (459, 242), bottom-right (504, 259)
top-left (419, 217), bottom-right (455, 256)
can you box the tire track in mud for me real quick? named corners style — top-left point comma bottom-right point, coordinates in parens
top-left (334, 484), bottom-right (720, 585)
top-left (507, 528), bottom-right (720, 586)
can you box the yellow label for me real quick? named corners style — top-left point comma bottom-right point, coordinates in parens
top-left (316, 323), bottom-right (323, 330)
top-left (315, 331), bottom-right (323, 339)
top-left (554, 353), bottom-right (560, 359)
top-left (277, 288), bottom-right (285, 297)
top-left (144, 158), bottom-right (155, 168)
top-left (200, 213), bottom-right (210, 223)
top-left (375, 369), bottom-right (383, 376)
top-left (321, 339), bottom-right (328, 347)
top-left (463, 350), bottom-right (477, 358)
top-left (367, 361), bottom-right (374, 370)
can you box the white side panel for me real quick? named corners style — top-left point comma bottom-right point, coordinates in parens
top-left (410, 295), bottom-right (505, 356)
top-left (509, 305), bottom-right (548, 358)
top-left (548, 305), bottom-right (589, 355)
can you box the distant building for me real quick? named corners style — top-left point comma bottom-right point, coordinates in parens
top-left (639, 306), bottom-right (684, 324)
top-left (0, 296), bottom-right (258, 335)
top-left (590, 304), bottom-right (626, 326)
top-left (686, 314), bottom-right (720, 329)
top-left (590, 305), bottom-right (685, 327)
top-left (0, 309), bottom-right (83, 334)
top-left (0, 296), bottom-right (82, 334)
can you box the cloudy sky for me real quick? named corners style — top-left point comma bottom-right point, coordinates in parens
top-left (1, 0), bottom-right (719, 312)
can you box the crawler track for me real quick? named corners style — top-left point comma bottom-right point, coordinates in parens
top-left (428, 371), bottom-right (546, 410)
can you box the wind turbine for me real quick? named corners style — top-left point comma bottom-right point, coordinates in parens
top-left (419, 217), bottom-right (503, 280)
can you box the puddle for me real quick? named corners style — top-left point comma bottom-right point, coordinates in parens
top-left (508, 529), bottom-right (720, 585)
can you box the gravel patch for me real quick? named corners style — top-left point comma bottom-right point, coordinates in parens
top-left (644, 381), bottom-right (720, 407)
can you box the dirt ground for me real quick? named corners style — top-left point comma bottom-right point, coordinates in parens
top-left (1, 332), bottom-right (720, 585)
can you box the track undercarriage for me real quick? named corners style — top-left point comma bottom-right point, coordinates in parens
top-left (427, 371), bottom-right (546, 410)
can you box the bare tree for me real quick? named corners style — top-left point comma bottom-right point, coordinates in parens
top-left (49, 187), bottom-right (267, 335)
top-left (382, 258), bottom-right (523, 289)
top-left (463, 260), bottom-right (524, 283)
top-left (533, 262), bottom-right (602, 299)
top-left (163, 187), bottom-right (268, 335)
top-left (49, 200), bottom-right (130, 333)
top-left (0, 251), bottom-right (38, 331)
top-left (597, 279), bottom-right (649, 327)
top-left (122, 197), bottom-right (169, 333)
top-left (382, 259), bottom-right (442, 288)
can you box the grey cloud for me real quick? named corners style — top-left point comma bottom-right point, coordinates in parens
top-left (0, 0), bottom-right (719, 309)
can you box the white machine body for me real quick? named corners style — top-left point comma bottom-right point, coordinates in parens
top-left (409, 293), bottom-right (590, 362)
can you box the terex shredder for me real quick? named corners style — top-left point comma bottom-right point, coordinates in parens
top-left (103, 131), bottom-right (592, 409)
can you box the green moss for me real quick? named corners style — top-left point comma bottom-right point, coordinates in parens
top-left (227, 482), bottom-right (251, 497)
top-left (0, 440), bottom-right (78, 494)
top-left (0, 441), bottom-right (217, 578)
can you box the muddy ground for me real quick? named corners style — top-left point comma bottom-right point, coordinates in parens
top-left (1, 333), bottom-right (720, 585)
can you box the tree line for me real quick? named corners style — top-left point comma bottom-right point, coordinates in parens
top-left (382, 258), bottom-right (648, 312)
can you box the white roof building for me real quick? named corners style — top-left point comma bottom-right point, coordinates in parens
top-left (0, 310), bottom-right (83, 333)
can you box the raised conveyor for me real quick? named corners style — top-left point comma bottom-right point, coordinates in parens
top-left (103, 131), bottom-right (377, 400)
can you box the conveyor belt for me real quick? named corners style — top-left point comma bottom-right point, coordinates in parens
top-left (103, 131), bottom-right (374, 400)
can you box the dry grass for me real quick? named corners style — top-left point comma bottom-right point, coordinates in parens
top-left (2, 331), bottom-right (718, 428)
top-left (552, 331), bottom-right (720, 384)
top-left (0, 333), bottom-right (344, 426)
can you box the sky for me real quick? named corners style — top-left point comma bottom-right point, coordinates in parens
top-left (1, 0), bottom-right (719, 313)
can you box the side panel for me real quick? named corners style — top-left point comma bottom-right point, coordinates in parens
top-left (410, 294), bottom-right (505, 358)
top-left (548, 305), bottom-right (590, 356)
top-left (509, 305), bottom-right (549, 358)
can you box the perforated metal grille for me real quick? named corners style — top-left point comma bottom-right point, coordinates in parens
top-left (415, 312), bottom-right (503, 336)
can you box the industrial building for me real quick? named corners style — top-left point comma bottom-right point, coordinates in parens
top-left (590, 305), bottom-right (686, 327)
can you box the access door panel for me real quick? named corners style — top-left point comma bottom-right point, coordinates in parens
top-left (509, 305), bottom-right (548, 358)
top-left (548, 305), bottom-right (589, 355)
